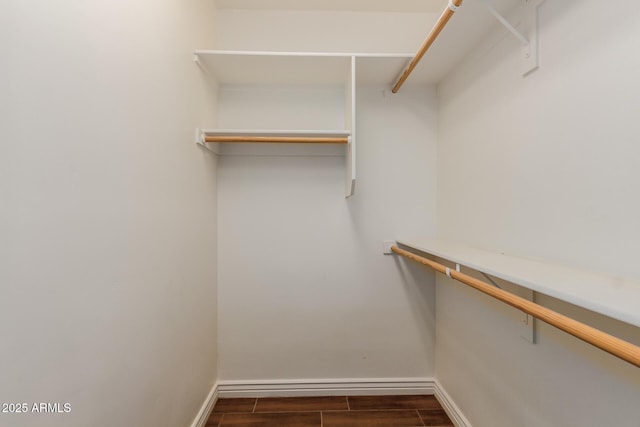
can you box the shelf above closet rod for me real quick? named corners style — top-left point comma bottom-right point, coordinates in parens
top-left (391, 245), bottom-right (640, 369)
top-left (396, 238), bottom-right (640, 328)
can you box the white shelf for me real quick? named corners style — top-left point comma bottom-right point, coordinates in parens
top-left (195, 50), bottom-right (352, 85)
top-left (195, 50), bottom-right (363, 198)
top-left (194, 50), bottom-right (415, 86)
top-left (396, 238), bottom-right (640, 328)
top-left (200, 0), bottom-right (524, 86)
top-left (194, 51), bottom-right (424, 198)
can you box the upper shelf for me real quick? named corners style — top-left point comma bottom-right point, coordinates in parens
top-left (194, 50), bottom-right (418, 86)
top-left (195, 50), bottom-right (351, 84)
top-left (396, 238), bottom-right (640, 328)
top-left (206, 0), bottom-right (523, 85)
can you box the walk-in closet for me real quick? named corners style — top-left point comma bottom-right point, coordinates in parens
top-left (3, 1), bottom-right (640, 426)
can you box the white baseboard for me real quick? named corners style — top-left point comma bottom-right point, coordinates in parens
top-left (216, 378), bottom-right (436, 398)
top-left (434, 380), bottom-right (472, 427)
top-left (190, 383), bottom-right (219, 427)
top-left (190, 378), bottom-right (470, 427)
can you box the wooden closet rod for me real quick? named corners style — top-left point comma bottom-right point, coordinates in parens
top-left (204, 136), bottom-right (349, 144)
top-left (392, 0), bottom-right (464, 93)
top-left (391, 245), bottom-right (640, 368)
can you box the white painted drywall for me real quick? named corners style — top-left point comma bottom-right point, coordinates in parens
top-left (216, 85), bottom-right (438, 380)
top-left (436, 1), bottom-right (640, 425)
top-left (217, 85), bottom-right (346, 131)
top-left (0, 1), bottom-right (219, 426)
top-left (214, 0), bottom-right (448, 13)
top-left (214, 9), bottom-right (439, 383)
top-left (214, 9), bottom-right (437, 53)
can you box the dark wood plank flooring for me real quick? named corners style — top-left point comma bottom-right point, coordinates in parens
top-left (207, 395), bottom-right (454, 427)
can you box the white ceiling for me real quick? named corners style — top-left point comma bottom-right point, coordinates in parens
top-left (215, 0), bottom-right (448, 13)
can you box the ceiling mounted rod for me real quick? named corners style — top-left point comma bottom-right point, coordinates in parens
top-left (478, 0), bottom-right (528, 45)
top-left (391, 245), bottom-right (640, 369)
top-left (392, 0), bottom-right (464, 93)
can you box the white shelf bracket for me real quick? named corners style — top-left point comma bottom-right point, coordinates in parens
top-left (345, 135), bottom-right (356, 198)
top-left (481, 272), bottom-right (502, 289)
top-left (446, 263), bottom-right (461, 278)
top-left (383, 241), bottom-right (396, 255)
top-left (481, 271), bottom-right (535, 343)
top-left (479, 0), bottom-right (528, 45)
top-left (478, 0), bottom-right (545, 76)
top-left (520, 289), bottom-right (537, 344)
top-left (195, 128), bottom-right (219, 155)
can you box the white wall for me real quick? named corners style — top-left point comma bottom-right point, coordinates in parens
top-left (0, 1), bottom-right (218, 426)
top-left (214, 9), bottom-right (439, 383)
top-left (217, 86), bottom-right (437, 381)
top-left (436, 1), bottom-right (640, 425)
top-left (215, 9), bottom-right (439, 53)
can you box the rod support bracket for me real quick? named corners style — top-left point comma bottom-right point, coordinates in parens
top-left (383, 241), bottom-right (396, 255)
top-left (448, 0), bottom-right (461, 12)
top-left (520, 289), bottom-right (537, 344)
top-left (446, 263), bottom-right (461, 278)
top-left (520, 0), bottom-right (546, 76)
top-left (478, 0), bottom-right (528, 45)
top-left (477, 0), bottom-right (546, 75)
top-left (195, 128), bottom-right (220, 155)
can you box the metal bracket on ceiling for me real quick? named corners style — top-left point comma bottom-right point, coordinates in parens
top-left (477, 0), bottom-right (546, 76)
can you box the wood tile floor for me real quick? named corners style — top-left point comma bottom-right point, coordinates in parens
top-left (206, 395), bottom-right (454, 427)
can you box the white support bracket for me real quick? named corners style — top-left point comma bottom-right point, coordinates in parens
top-left (520, 0), bottom-right (546, 76)
top-left (520, 289), bottom-right (537, 344)
top-left (481, 272), bottom-right (503, 289)
top-left (195, 129), bottom-right (219, 155)
top-left (478, 0), bottom-right (545, 76)
top-left (445, 263), bottom-right (461, 278)
top-left (383, 241), bottom-right (396, 255)
top-left (482, 271), bottom-right (536, 343)
top-left (479, 0), bottom-right (529, 45)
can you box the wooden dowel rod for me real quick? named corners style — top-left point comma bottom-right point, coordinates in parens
top-left (391, 246), bottom-right (640, 368)
top-left (204, 136), bottom-right (349, 144)
top-left (392, 0), bottom-right (464, 93)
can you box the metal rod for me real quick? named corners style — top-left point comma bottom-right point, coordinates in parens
top-left (391, 245), bottom-right (640, 369)
top-left (392, 0), bottom-right (464, 93)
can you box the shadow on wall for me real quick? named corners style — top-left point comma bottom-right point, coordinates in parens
top-left (392, 255), bottom-right (437, 343)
